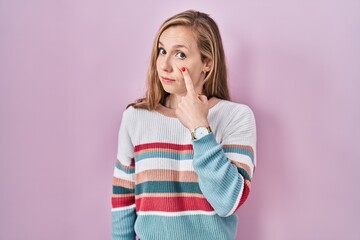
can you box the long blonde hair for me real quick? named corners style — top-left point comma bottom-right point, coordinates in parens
top-left (129, 10), bottom-right (230, 110)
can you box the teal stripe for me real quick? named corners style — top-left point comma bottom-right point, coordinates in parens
top-left (113, 186), bottom-right (133, 194)
top-left (237, 167), bottom-right (251, 181)
top-left (135, 152), bottom-right (193, 162)
top-left (112, 208), bottom-right (136, 239)
top-left (134, 214), bottom-right (237, 239)
top-left (115, 162), bottom-right (135, 174)
top-left (135, 181), bottom-right (201, 194)
top-left (223, 147), bottom-right (254, 164)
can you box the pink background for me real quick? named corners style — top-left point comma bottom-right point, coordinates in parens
top-left (1, 1), bottom-right (359, 239)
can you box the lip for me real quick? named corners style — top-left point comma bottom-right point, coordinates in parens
top-left (161, 76), bottom-right (176, 83)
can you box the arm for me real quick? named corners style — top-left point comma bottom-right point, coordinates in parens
top-left (192, 106), bottom-right (256, 217)
top-left (111, 109), bottom-right (136, 240)
top-left (174, 67), bottom-right (256, 217)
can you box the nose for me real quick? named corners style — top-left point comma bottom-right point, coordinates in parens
top-left (160, 56), bottom-right (173, 72)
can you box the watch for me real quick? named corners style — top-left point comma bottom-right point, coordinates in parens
top-left (191, 126), bottom-right (212, 140)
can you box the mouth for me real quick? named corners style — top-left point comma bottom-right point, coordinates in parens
top-left (160, 76), bottom-right (176, 83)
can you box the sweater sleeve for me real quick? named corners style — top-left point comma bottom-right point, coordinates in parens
top-left (111, 109), bottom-right (136, 240)
top-left (192, 105), bottom-right (256, 217)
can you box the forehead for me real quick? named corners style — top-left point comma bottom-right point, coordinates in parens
top-left (159, 26), bottom-right (197, 49)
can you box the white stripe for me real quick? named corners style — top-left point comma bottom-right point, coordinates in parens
top-left (113, 168), bottom-right (134, 182)
top-left (224, 174), bottom-right (244, 217)
top-left (111, 204), bottom-right (136, 212)
top-left (136, 158), bottom-right (194, 173)
top-left (137, 210), bottom-right (217, 216)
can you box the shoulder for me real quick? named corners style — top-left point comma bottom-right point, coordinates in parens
top-left (210, 100), bottom-right (256, 136)
top-left (216, 100), bottom-right (256, 139)
top-left (121, 106), bottom-right (160, 126)
top-left (120, 106), bottom-right (138, 126)
top-left (215, 100), bottom-right (255, 121)
top-left (122, 106), bottom-right (152, 118)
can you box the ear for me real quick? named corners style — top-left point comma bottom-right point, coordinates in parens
top-left (203, 58), bottom-right (212, 72)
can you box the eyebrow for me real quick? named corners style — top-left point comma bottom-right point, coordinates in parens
top-left (158, 41), bottom-right (189, 50)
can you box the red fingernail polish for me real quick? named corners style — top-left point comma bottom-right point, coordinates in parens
top-left (181, 67), bottom-right (186, 72)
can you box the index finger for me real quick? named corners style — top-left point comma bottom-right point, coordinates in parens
top-left (181, 67), bottom-right (196, 95)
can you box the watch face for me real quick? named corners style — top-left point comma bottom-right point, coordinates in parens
top-left (194, 127), bottom-right (209, 139)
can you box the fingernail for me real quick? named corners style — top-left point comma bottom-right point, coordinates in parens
top-left (181, 67), bottom-right (186, 72)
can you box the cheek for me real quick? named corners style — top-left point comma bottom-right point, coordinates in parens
top-left (189, 68), bottom-right (202, 82)
top-left (186, 61), bottom-right (202, 75)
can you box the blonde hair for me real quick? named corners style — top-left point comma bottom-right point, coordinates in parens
top-left (129, 10), bottom-right (230, 110)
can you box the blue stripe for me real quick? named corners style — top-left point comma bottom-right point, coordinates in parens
top-left (134, 214), bottom-right (237, 239)
top-left (135, 181), bottom-right (201, 194)
top-left (135, 152), bottom-right (194, 162)
top-left (237, 167), bottom-right (251, 181)
top-left (223, 147), bottom-right (254, 164)
top-left (113, 186), bottom-right (133, 194)
top-left (115, 162), bottom-right (135, 174)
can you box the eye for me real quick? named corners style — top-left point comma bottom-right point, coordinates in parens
top-left (176, 52), bottom-right (186, 60)
top-left (159, 48), bottom-right (166, 55)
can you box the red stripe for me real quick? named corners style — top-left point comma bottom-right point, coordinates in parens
top-left (223, 144), bottom-right (255, 155)
top-left (134, 142), bottom-right (193, 152)
top-left (112, 196), bottom-right (135, 208)
top-left (136, 197), bottom-right (214, 212)
top-left (235, 181), bottom-right (250, 212)
top-left (130, 158), bottom-right (135, 167)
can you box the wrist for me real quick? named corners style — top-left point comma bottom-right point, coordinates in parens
top-left (189, 120), bottom-right (209, 132)
top-left (191, 126), bottom-right (212, 140)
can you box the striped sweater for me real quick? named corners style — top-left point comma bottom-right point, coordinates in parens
top-left (111, 98), bottom-right (257, 240)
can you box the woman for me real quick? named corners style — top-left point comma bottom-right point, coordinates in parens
top-left (111, 10), bottom-right (256, 240)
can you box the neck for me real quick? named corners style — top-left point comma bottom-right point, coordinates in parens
top-left (165, 94), bottom-right (182, 109)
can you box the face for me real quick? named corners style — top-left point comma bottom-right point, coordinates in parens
top-left (156, 26), bottom-right (210, 96)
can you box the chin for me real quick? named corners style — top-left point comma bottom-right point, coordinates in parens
top-left (162, 87), bottom-right (177, 95)
top-left (160, 84), bottom-right (181, 95)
